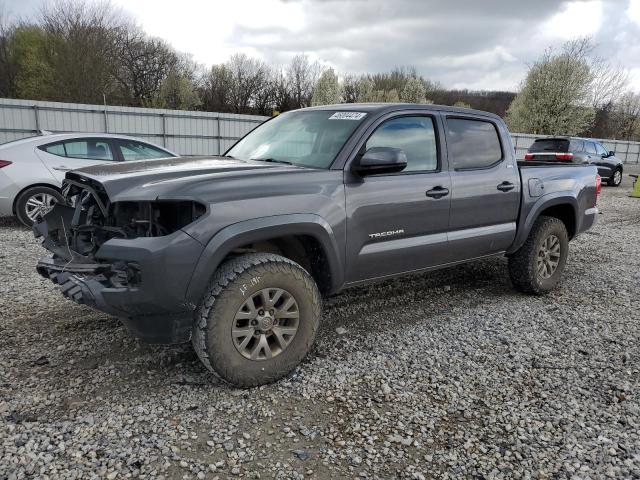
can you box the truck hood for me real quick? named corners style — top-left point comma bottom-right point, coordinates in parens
top-left (66, 156), bottom-right (309, 201)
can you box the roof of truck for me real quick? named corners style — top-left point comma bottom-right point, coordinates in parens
top-left (302, 102), bottom-right (503, 120)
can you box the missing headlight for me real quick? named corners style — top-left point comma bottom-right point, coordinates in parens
top-left (108, 201), bottom-right (206, 238)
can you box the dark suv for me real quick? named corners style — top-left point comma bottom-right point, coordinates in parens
top-left (525, 137), bottom-right (623, 186)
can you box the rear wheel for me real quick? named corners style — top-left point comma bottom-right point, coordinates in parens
top-left (192, 253), bottom-right (321, 387)
top-left (508, 216), bottom-right (569, 295)
top-left (608, 168), bottom-right (622, 187)
top-left (15, 186), bottom-right (63, 227)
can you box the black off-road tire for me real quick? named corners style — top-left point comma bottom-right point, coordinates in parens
top-left (607, 168), bottom-right (622, 187)
top-left (192, 253), bottom-right (322, 387)
top-left (15, 185), bottom-right (64, 227)
top-left (508, 216), bottom-right (569, 295)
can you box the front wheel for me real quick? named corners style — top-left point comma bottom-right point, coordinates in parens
top-left (192, 253), bottom-right (321, 387)
top-left (508, 216), bottom-right (569, 295)
top-left (607, 168), bottom-right (622, 187)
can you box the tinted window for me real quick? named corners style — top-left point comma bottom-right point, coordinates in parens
top-left (118, 140), bottom-right (172, 161)
top-left (569, 139), bottom-right (584, 152)
top-left (43, 139), bottom-right (114, 161)
top-left (447, 118), bottom-right (502, 169)
top-left (530, 139), bottom-right (569, 153)
top-left (365, 116), bottom-right (438, 172)
top-left (585, 142), bottom-right (597, 154)
top-left (595, 143), bottom-right (608, 156)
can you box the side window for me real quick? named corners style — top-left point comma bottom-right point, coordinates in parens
top-left (595, 143), bottom-right (607, 156)
top-left (42, 139), bottom-right (114, 161)
top-left (365, 116), bottom-right (438, 172)
top-left (569, 139), bottom-right (584, 152)
top-left (44, 143), bottom-right (65, 156)
top-left (585, 142), bottom-right (597, 154)
top-left (446, 118), bottom-right (503, 169)
top-left (118, 140), bottom-right (171, 161)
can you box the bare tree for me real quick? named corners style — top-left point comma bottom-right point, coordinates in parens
top-left (113, 27), bottom-right (178, 106)
top-left (610, 92), bottom-right (640, 140)
top-left (286, 54), bottom-right (320, 108)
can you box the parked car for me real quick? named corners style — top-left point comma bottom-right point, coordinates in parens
top-left (524, 136), bottom-right (623, 187)
top-left (34, 104), bottom-right (600, 387)
top-left (0, 133), bottom-right (177, 226)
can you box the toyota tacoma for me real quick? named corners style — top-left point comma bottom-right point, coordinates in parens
top-left (34, 104), bottom-right (600, 387)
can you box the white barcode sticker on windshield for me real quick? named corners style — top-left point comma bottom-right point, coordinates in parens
top-left (329, 112), bottom-right (367, 120)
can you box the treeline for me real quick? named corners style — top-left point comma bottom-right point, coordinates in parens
top-left (0, 0), bottom-right (517, 118)
top-left (1, 1), bottom-right (638, 140)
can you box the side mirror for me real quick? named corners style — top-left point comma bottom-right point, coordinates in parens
top-left (608, 150), bottom-right (615, 157)
top-left (354, 147), bottom-right (407, 176)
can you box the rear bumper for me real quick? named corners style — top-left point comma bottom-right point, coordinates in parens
top-left (36, 228), bottom-right (205, 344)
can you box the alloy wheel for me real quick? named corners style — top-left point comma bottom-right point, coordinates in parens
top-left (25, 193), bottom-right (57, 222)
top-left (537, 234), bottom-right (561, 279)
top-left (232, 288), bottom-right (300, 360)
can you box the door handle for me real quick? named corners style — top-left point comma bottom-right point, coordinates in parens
top-left (425, 186), bottom-right (450, 199)
top-left (497, 181), bottom-right (515, 192)
top-left (52, 166), bottom-right (71, 171)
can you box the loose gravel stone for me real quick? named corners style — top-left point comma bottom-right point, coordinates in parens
top-left (0, 169), bottom-right (639, 479)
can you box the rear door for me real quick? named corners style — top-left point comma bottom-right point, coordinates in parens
top-left (36, 138), bottom-right (118, 182)
top-left (444, 115), bottom-right (520, 261)
top-left (344, 112), bottom-right (451, 282)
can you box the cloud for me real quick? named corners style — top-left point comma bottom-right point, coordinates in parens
top-left (18, 0), bottom-right (640, 91)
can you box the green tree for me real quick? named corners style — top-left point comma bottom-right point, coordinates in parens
top-left (11, 26), bottom-right (54, 100)
top-left (155, 70), bottom-right (200, 110)
top-left (311, 67), bottom-right (341, 106)
top-left (506, 39), bottom-right (596, 135)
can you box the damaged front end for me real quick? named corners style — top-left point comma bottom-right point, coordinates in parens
top-left (34, 174), bottom-right (207, 343)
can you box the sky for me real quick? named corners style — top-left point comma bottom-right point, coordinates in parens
top-left (5, 0), bottom-right (640, 92)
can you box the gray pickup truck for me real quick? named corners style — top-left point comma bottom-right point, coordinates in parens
top-left (34, 104), bottom-right (600, 387)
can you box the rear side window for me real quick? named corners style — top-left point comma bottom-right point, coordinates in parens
top-left (529, 139), bottom-right (570, 152)
top-left (117, 140), bottom-right (172, 161)
top-left (585, 142), bottom-right (597, 154)
top-left (366, 116), bottom-right (438, 172)
top-left (41, 139), bottom-right (114, 161)
top-left (447, 118), bottom-right (502, 169)
top-left (569, 139), bottom-right (584, 152)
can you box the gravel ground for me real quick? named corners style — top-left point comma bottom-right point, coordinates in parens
top-left (1, 168), bottom-right (639, 480)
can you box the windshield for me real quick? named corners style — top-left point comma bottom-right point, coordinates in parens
top-left (226, 110), bottom-right (367, 169)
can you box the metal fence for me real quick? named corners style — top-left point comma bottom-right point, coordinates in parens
top-left (1, 98), bottom-right (639, 163)
top-left (0, 98), bottom-right (266, 156)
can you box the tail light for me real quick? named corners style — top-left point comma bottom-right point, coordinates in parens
top-left (595, 174), bottom-right (601, 204)
top-left (555, 153), bottom-right (573, 161)
top-left (0, 160), bottom-right (12, 168)
top-left (524, 153), bottom-right (534, 160)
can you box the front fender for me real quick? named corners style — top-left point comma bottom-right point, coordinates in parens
top-left (185, 213), bottom-right (344, 305)
top-left (507, 193), bottom-right (579, 254)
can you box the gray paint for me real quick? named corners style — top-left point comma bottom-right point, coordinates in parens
top-left (35, 103), bottom-right (599, 344)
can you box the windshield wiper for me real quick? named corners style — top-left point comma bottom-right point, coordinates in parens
top-left (251, 158), bottom-right (293, 165)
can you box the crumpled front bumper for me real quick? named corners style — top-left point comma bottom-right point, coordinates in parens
top-left (35, 214), bottom-right (206, 344)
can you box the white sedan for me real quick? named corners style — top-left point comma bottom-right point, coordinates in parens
top-left (0, 133), bottom-right (177, 225)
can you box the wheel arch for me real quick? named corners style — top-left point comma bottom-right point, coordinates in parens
top-left (12, 183), bottom-right (62, 214)
top-left (186, 214), bottom-right (344, 304)
top-left (508, 194), bottom-right (578, 254)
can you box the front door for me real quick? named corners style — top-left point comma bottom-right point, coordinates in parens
top-left (345, 114), bottom-right (451, 283)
